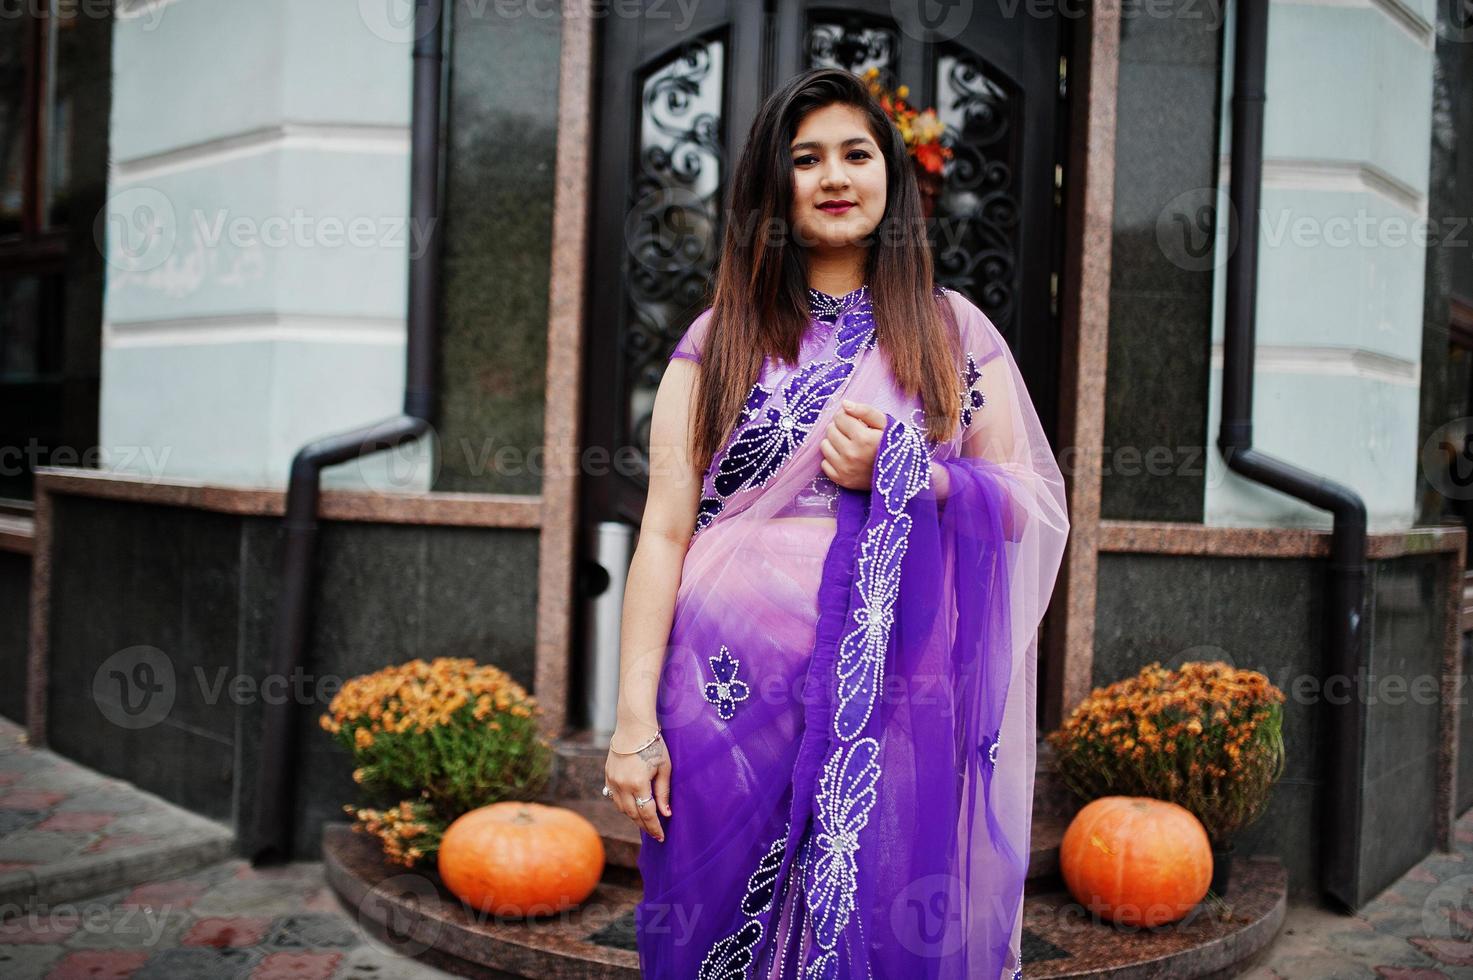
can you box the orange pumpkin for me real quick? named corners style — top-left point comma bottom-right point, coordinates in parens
top-left (438, 802), bottom-right (605, 917)
top-left (1059, 796), bottom-right (1212, 927)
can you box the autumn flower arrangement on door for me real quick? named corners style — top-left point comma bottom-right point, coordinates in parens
top-left (321, 657), bottom-right (605, 918)
top-left (862, 67), bottom-right (951, 217)
top-left (1046, 660), bottom-right (1286, 924)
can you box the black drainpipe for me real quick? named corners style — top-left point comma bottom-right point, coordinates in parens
top-left (245, 0), bottom-right (446, 865)
top-left (1219, 0), bottom-right (1368, 911)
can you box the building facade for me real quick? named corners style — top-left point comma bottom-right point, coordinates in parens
top-left (1, 0), bottom-right (1470, 939)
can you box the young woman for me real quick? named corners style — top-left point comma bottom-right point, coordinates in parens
top-left (604, 67), bottom-right (1070, 979)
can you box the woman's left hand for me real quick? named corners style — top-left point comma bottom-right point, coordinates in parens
top-left (820, 400), bottom-right (888, 491)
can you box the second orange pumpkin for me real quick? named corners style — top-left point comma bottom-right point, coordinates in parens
top-left (1059, 795), bottom-right (1212, 927)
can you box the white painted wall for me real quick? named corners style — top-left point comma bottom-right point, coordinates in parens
top-left (99, 0), bottom-right (433, 490)
top-left (1204, 0), bottom-right (1436, 530)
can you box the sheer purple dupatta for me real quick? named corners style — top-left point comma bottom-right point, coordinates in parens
top-left (635, 289), bottom-right (1071, 980)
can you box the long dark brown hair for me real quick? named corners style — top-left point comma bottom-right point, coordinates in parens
top-left (688, 67), bottom-right (961, 474)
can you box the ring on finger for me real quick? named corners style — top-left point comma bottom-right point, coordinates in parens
top-left (635, 795), bottom-right (652, 808)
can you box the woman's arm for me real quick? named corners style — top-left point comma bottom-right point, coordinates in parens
top-left (605, 356), bottom-right (702, 840)
top-left (614, 357), bottom-right (701, 734)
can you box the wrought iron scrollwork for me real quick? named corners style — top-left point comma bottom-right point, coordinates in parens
top-left (805, 17), bottom-right (899, 88)
top-left (933, 48), bottom-right (1022, 337)
top-left (624, 36), bottom-right (727, 476)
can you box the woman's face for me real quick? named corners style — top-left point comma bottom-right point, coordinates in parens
top-left (788, 102), bottom-right (887, 253)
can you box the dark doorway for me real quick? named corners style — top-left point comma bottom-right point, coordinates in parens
top-left (576, 2), bottom-right (1073, 725)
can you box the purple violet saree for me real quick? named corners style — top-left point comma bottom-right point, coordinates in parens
top-left (634, 284), bottom-right (1070, 980)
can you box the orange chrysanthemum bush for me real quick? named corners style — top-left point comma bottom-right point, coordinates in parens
top-left (1046, 661), bottom-right (1286, 845)
top-left (320, 657), bottom-right (553, 867)
top-left (345, 799), bottom-right (445, 869)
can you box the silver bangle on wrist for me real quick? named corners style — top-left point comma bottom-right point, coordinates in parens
top-left (609, 728), bottom-right (662, 755)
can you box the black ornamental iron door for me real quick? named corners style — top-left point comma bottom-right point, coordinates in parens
top-left (581, 0), bottom-right (1069, 526)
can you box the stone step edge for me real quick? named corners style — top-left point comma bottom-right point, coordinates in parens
top-left (322, 822), bottom-right (640, 980)
top-left (326, 819), bottom-right (1287, 980)
top-left (0, 824), bottom-right (235, 913)
top-left (1032, 858), bottom-right (1289, 980)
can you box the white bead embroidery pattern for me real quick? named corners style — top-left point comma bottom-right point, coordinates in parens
top-left (873, 419), bottom-right (932, 516)
top-left (699, 362), bottom-right (938, 978)
top-left (807, 284), bottom-right (868, 323)
top-left (803, 736), bottom-right (882, 952)
top-left (802, 417), bottom-right (932, 963)
top-left (692, 290), bottom-right (879, 542)
top-left (702, 645), bottom-right (752, 721)
top-left (698, 824), bottom-right (790, 980)
top-left (833, 513), bottom-right (911, 742)
top-left (959, 350), bottom-right (986, 429)
top-left (711, 359), bottom-right (852, 499)
top-left (833, 304), bottom-right (877, 362)
top-left (801, 474), bottom-right (842, 515)
top-left (804, 950), bottom-right (838, 979)
top-left (739, 381), bottom-right (775, 425)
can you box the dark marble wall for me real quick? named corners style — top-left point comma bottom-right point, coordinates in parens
top-left (43, 494), bottom-right (539, 859)
top-left (1460, 633), bottom-right (1473, 815)
top-left (47, 496), bottom-right (242, 820)
top-left (234, 515), bottom-right (541, 861)
top-left (1101, 4), bottom-right (1225, 521)
top-left (1357, 555), bottom-right (1445, 903)
top-left (1092, 550), bottom-right (1449, 907)
top-left (433, 0), bottom-right (563, 495)
top-left (1417, 1), bottom-right (1473, 825)
top-left (0, 551), bottom-right (32, 725)
top-left (1416, 21), bottom-right (1473, 527)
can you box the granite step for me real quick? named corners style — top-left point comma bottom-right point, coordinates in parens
top-left (323, 822), bottom-right (641, 980)
top-left (0, 717), bottom-right (237, 915)
top-left (324, 820), bottom-right (1287, 980)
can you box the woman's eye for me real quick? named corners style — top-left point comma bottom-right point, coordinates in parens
top-left (793, 151), bottom-right (870, 166)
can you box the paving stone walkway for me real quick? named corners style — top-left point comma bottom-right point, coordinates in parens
top-left (0, 858), bottom-right (460, 979)
top-left (0, 717), bottom-right (453, 979)
top-left (1240, 809), bottom-right (1473, 979)
top-left (2, 713), bottom-right (1473, 978)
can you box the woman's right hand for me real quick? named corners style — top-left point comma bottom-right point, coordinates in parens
top-left (605, 726), bottom-right (672, 843)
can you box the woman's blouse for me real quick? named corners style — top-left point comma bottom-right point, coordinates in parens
top-left (666, 284), bottom-right (992, 525)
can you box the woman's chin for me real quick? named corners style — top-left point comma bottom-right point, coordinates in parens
top-left (798, 227), bottom-right (874, 251)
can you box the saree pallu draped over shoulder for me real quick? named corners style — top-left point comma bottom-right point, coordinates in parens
top-left (636, 285), bottom-right (1070, 980)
